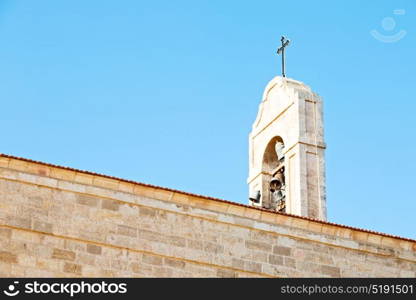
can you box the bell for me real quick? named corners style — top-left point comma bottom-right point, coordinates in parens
top-left (270, 178), bottom-right (282, 191)
top-left (249, 190), bottom-right (261, 203)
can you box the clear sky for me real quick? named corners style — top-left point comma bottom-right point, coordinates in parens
top-left (1, 1), bottom-right (415, 238)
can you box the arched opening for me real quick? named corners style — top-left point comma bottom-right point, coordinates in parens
top-left (262, 136), bottom-right (284, 173)
top-left (261, 137), bottom-right (286, 212)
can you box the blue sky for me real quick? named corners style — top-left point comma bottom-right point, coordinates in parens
top-left (1, 0), bottom-right (415, 238)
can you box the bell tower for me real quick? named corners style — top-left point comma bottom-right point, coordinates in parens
top-left (247, 76), bottom-right (327, 220)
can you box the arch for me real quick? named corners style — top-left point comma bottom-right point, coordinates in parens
top-left (262, 136), bottom-right (284, 174)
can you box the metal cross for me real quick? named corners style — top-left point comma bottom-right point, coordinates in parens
top-left (276, 36), bottom-right (290, 77)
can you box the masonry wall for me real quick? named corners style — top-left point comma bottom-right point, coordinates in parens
top-left (0, 155), bottom-right (415, 277)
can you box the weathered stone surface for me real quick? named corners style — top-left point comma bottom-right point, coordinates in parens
top-left (77, 195), bottom-right (99, 207)
top-left (142, 254), bottom-right (163, 266)
top-left (52, 249), bottom-right (75, 261)
top-left (268, 254), bottom-right (284, 266)
top-left (164, 258), bottom-right (185, 269)
top-left (117, 225), bottom-right (137, 238)
top-left (273, 245), bottom-right (291, 256)
top-left (101, 199), bottom-right (119, 211)
top-left (139, 207), bottom-right (156, 217)
top-left (0, 251), bottom-right (17, 263)
top-left (0, 159), bottom-right (415, 278)
top-left (0, 228), bottom-right (12, 239)
top-left (33, 221), bottom-right (53, 233)
top-left (63, 262), bottom-right (82, 274)
top-left (321, 265), bottom-right (341, 277)
top-left (217, 269), bottom-right (237, 278)
top-left (86, 244), bottom-right (102, 255)
top-left (245, 240), bottom-right (272, 252)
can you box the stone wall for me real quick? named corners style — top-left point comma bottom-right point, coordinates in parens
top-left (0, 155), bottom-right (415, 277)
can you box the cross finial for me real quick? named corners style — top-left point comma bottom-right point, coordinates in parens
top-left (277, 36), bottom-right (290, 77)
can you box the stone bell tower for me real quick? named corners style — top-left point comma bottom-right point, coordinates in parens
top-left (247, 76), bottom-right (327, 220)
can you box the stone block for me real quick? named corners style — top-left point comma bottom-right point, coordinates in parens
top-left (11, 230), bottom-right (40, 244)
top-left (351, 231), bottom-right (369, 243)
top-left (139, 229), bottom-right (163, 243)
top-left (321, 265), bottom-right (340, 277)
top-left (275, 214), bottom-right (293, 227)
top-left (64, 240), bottom-right (86, 252)
top-left (50, 168), bottom-right (76, 181)
top-left (250, 251), bottom-right (268, 263)
top-left (63, 262), bottom-right (82, 274)
top-left (244, 208), bottom-right (261, 220)
top-left (22, 163), bottom-right (50, 177)
top-left (86, 244), bottom-right (102, 255)
top-left (36, 258), bottom-right (61, 272)
top-left (381, 237), bottom-right (400, 248)
top-left (204, 201), bottom-right (229, 213)
top-left (0, 228), bottom-right (12, 239)
top-left (8, 159), bottom-right (28, 172)
top-left (321, 225), bottom-right (337, 236)
top-left (17, 254), bottom-right (36, 268)
top-left (151, 189), bottom-right (173, 202)
top-left (268, 254), bottom-right (283, 266)
top-left (292, 218), bottom-right (309, 231)
top-left (139, 206), bottom-right (156, 217)
top-left (399, 241), bottom-right (412, 252)
top-left (58, 181), bottom-right (86, 193)
top-left (245, 261), bottom-right (262, 273)
top-left (203, 241), bottom-right (224, 254)
top-left (187, 240), bottom-right (203, 251)
top-left (17, 172), bottom-right (38, 185)
top-left (32, 221), bottom-right (53, 233)
top-left (164, 258), bottom-right (185, 269)
top-left (77, 253), bottom-right (96, 266)
top-left (260, 211), bottom-right (277, 224)
top-left (232, 258), bottom-right (245, 269)
top-left (245, 240), bottom-right (272, 252)
top-left (77, 194), bottom-right (99, 207)
top-left (217, 269), bottom-right (237, 278)
top-left (232, 216), bottom-right (254, 227)
top-left (171, 193), bottom-right (190, 206)
top-left (273, 245), bottom-right (291, 256)
top-left (93, 177), bottom-right (119, 191)
top-left (0, 251), bottom-right (17, 263)
top-left (284, 257), bottom-right (296, 269)
top-left (117, 225), bottom-right (137, 237)
top-left (101, 199), bottom-right (119, 211)
top-left (118, 182), bottom-right (135, 194)
top-left (166, 236), bottom-right (186, 247)
top-left (35, 176), bottom-right (58, 187)
top-left (74, 172), bottom-right (94, 185)
top-left (129, 262), bottom-right (140, 273)
top-left (226, 205), bottom-right (246, 217)
top-left (337, 228), bottom-right (352, 239)
top-left (52, 248), bottom-right (76, 261)
top-left (142, 254), bottom-right (163, 266)
top-left (0, 157), bottom-right (10, 168)
top-left (367, 234), bottom-right (382, 245)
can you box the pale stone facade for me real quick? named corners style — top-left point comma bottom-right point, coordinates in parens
top-left (248, 77), bottom-right (326, 220)
top-left (0, 155), bottom-right (415, 277)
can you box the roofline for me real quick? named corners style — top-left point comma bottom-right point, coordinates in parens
top-left (1, 152), bottom-right (415, 244)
